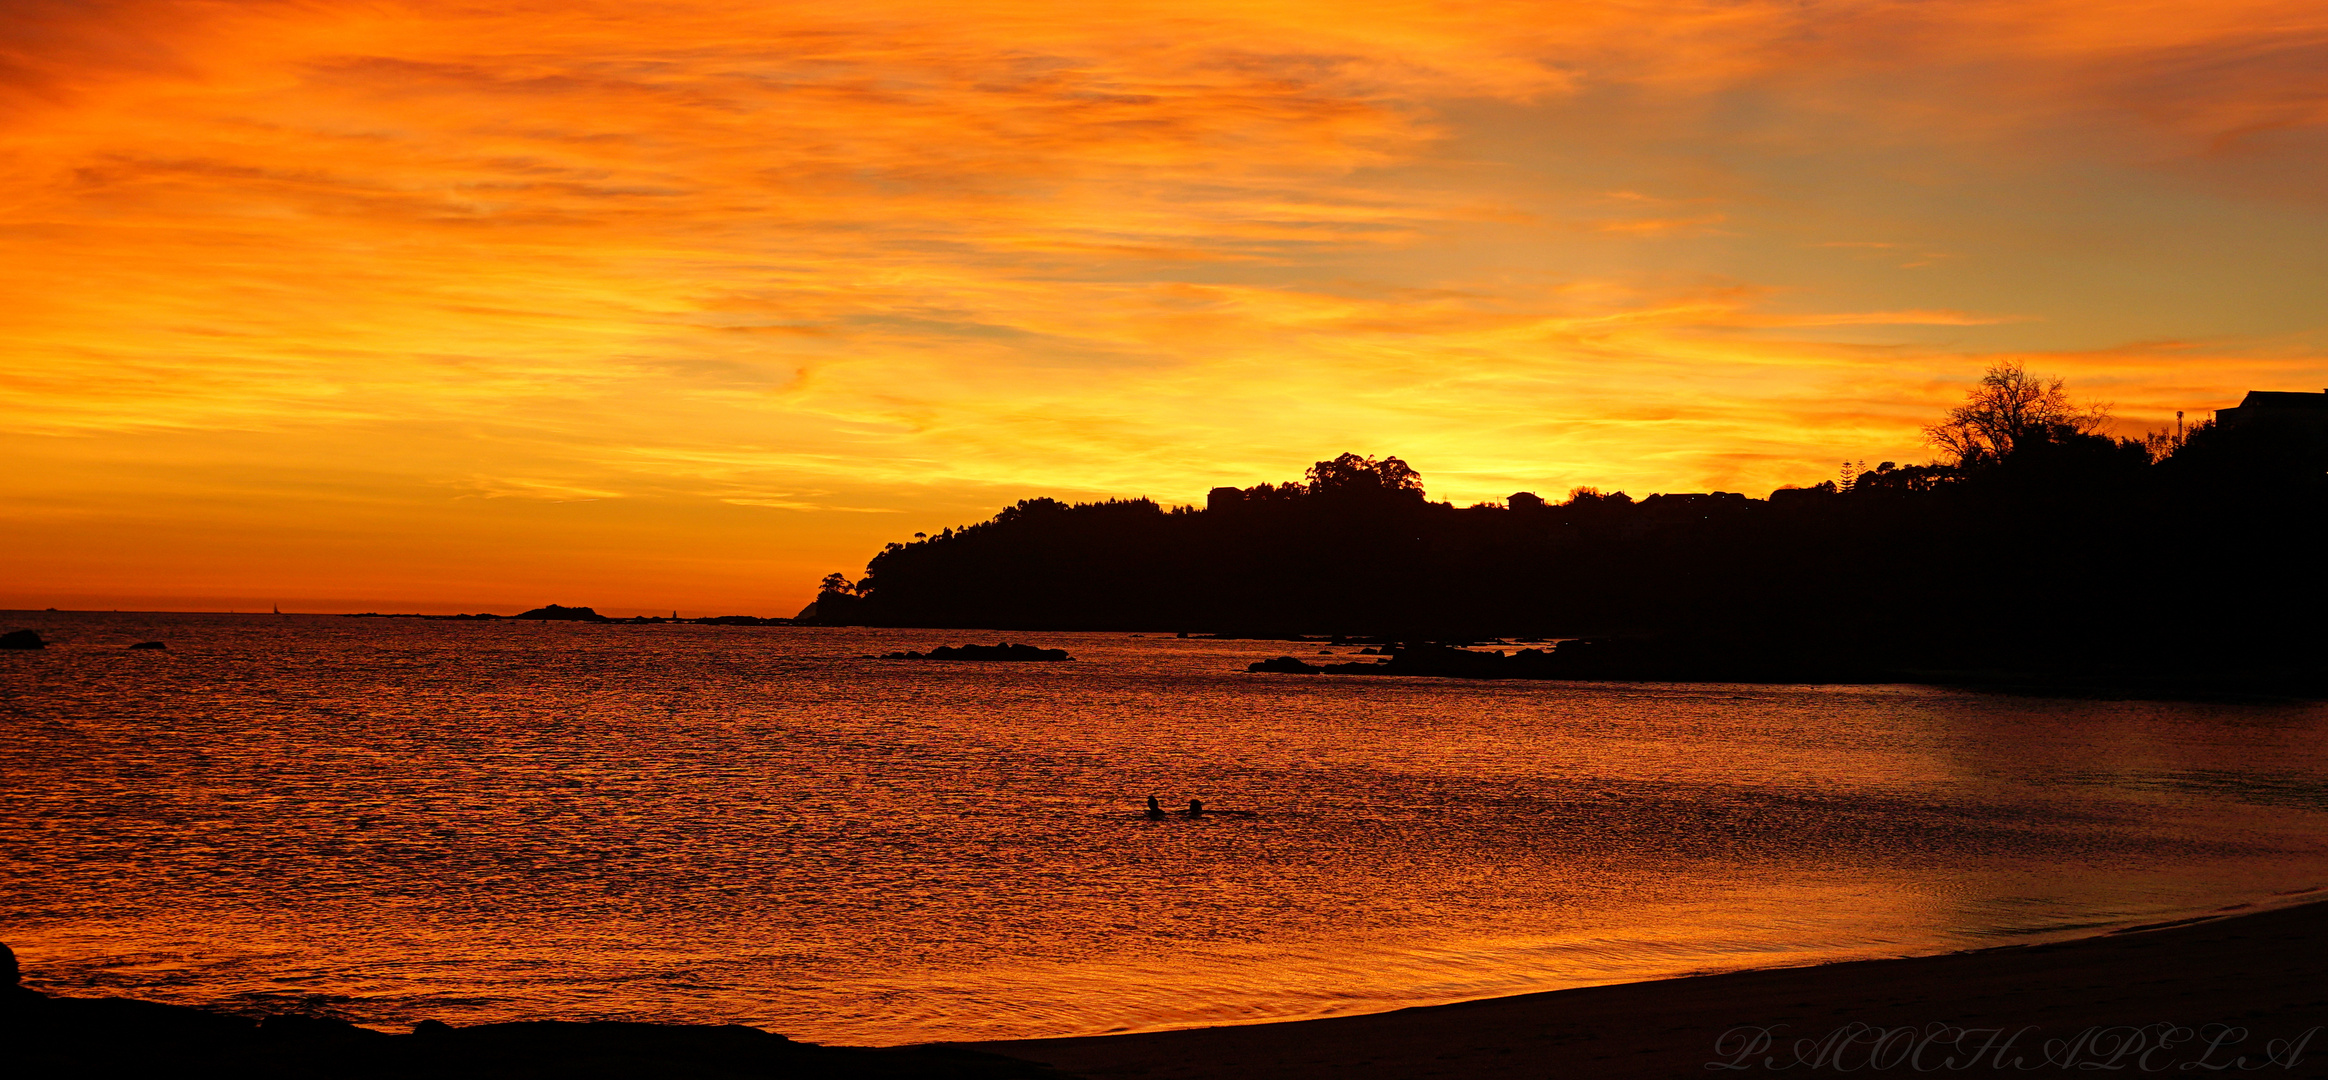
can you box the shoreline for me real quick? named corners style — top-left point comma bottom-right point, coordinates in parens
top-left (1007, 910), bottom-right (2274, 1042)
top-left (970, 893), bottom-right (2328, 1077)
top-left (11, 896), bottom-right (2326, 1077)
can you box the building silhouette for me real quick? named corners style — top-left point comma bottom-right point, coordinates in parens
top-left (2217, 389), bottom-right (2328, 434)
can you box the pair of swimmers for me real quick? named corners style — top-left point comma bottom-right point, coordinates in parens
top-left (1147, 795), bottom-right (1205, 819)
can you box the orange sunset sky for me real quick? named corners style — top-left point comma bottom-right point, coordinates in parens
top-left (5, 0), bottom-right (2326, 615)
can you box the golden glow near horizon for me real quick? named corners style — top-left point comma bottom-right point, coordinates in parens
top-left (5, 0), bottom-right (2326, 613)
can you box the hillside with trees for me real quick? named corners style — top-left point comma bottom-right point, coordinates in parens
top-left (809, 366), bottom-right (2327, 692)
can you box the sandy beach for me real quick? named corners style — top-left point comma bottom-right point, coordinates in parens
top-left (974, 896), bottom-right (2328, 1078)
top-left (12, 896), bottom-right (2327, 1076)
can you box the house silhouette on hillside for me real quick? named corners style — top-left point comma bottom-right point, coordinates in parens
top-left (2218, 389), bottom-right (2328, 433)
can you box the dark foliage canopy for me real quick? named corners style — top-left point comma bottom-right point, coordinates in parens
top-left (819, 405), bottom-right (2327, 688)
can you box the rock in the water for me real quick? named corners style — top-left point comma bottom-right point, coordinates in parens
top-left (129, 641), bottom-right (167, 650)
top-left (1246, 655), bottom-right (1321, 674)
top-left (0, 630), bottom-right (44, 650)
top-left (510, 605), bottom-right (612, 623)
top-left (882, 642), bottom-right (1072, 662)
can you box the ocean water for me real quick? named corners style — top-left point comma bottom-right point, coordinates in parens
top-left (4, 611), bottom-right (2328, 1044)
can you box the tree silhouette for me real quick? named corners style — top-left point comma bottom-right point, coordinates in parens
top-left (1564, 486), bottom-right (1631, 506)
top-left (1305, 453), bottom-right (1424, 498)
top-left (1926, 362), bottom-right (2111, 467)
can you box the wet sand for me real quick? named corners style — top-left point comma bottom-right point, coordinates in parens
top-left (973, 898), bottom-right (2328, 1077)
top-left (9, 899), bottom-right (2325, 1077)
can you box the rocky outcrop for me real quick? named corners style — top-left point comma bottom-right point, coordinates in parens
top-left (1246, 655), bottom-right (1322, 673)
top-left (881, 642), bottom-right (1073, 662)
top-left (510, 605), bottom-right (612, 623)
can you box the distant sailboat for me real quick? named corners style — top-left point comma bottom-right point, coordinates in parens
top-left (273, 604), bottom-right (282, 615)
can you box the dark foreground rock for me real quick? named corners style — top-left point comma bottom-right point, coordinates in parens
top-left (882, 643), bottom-right (1073, 662)
top-left (0, 989), bottom-right (1061, 1080)
top-left (1, 629), bottom-right (44, 649)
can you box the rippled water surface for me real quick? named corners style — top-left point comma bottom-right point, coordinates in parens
top-left (6, 612), bottom-right (2328, 1043)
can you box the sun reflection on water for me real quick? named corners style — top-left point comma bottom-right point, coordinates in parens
top-left (4, 613), bottom-right (2327, 1043)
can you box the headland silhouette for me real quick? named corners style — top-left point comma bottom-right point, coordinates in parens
top-left (801, 370), bottom-right (2328, 695)
top-left (340, 606), bottom-right (794, 626)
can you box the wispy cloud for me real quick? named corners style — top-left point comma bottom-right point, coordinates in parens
top-left (2, 0), bottom-right (2323, 608)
